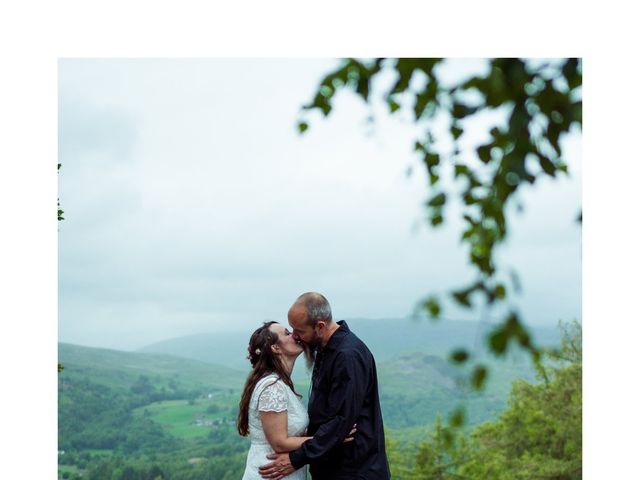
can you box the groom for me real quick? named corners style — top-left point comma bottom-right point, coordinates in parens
top-left (259, 292), bottom-right (391, 480)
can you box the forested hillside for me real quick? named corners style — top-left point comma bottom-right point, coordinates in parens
top-left (387, 322), bottom-right (582, 480)
top-left (58, 322), bottom-right (569, 479)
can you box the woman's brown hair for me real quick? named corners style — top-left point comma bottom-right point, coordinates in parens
top-left (237, 321), bottom-right (301, 436)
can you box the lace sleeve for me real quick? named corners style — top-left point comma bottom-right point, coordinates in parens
top-left (257, 380), bottom-right (288, 413)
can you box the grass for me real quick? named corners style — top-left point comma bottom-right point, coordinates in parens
top-left (133, 399), bottom-right (236, 440)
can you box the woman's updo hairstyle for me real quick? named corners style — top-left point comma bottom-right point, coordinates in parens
top-left (246, 321), bottom-right (279, 368)
top-left (237, 321), bottom-right (301, 436)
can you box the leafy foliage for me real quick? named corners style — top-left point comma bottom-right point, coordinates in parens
top-left (58, 162), bottom-right (64, 373)
top-left (58, 163), bottom-right (64, 221)
top-left (387, 321), bottom-right (582, 480)
top-left (58, 375), bottom-right (182, 452)
top-left (58, 369), bottom-right (247, 479)
top-left (298, 58), bottom-right (582, 393)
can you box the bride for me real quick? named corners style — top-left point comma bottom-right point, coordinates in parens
top-left (237, 321), bottom-right (353, 480)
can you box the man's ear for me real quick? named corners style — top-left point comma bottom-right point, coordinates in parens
top-left (316, 321), bottom-right (326, 332)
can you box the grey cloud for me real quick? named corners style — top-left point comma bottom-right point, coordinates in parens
top-left (58, 59), bottom-right (581, 350)
top-left (59, 97), bottom-right (137, 164)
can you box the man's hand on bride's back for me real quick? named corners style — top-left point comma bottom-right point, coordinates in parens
top-left (343, 423), bottom-right (357, 443)
top-left (260, 453), bottom-right (294, 480)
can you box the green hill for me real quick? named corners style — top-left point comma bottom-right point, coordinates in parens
top-left (137, 331), bottom-right (251, 371)
top-left (58, 343), bottom-right (251, 479)
top-left (376, 351), bottom-right (539, 428)
top-left (59, 342), bottom-right (244, 392)
top-left (58, 331), bottom-right (555, 479)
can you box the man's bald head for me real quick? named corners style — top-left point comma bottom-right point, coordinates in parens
top-left (291, 292), bottom-right (333, 327)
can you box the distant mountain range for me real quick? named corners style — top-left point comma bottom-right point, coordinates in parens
top-left (136, 317), bottom-right (562, 371)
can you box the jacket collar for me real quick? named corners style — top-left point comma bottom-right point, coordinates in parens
top-left (323, 320), bottom-right (350, 351)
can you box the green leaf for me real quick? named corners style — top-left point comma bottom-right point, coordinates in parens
top-left (485, 64), bottom-right (509, 107)
top-left (556, 161), bottom-right (569, 174)
top-left (463, 192), bottom-right (478, 205)
top-left (423, 297), bottom-right (441, 319)
top-left (356, 76), bottom-right (371, 101)
top-left (427, 192), bottom-right (446, 207)
top-left (462, 214), bottom-right (476, 225)
top-left (571, 101), bottom-right (582, 124)
top-left (449, 407), bottom-right (465, 427)
top-left (563, 58), bottom-right (582, 90)
top-left (547, 123), bottom-right (561, 154)
top-left (310, 93), bottom-right (332, 116)
top-left (454, 164), bottom-right (468, 177)
top-left (442, 430), bottom-right (454, 449)
top-left (539, 155), bottom-right (557, 176)
top-left (414, 93), bottom-right (429, 119)
top-left (471, 365), bottom-right (488, 390)
top-left (477, 145), bottom-right (492, 163)
top-left (452, 289), bottom-right (471, 307)
top-left (518, 331), bottom-right (531, 347)
top-left (389, 60), bottom-right (414, 95)
top-left (430, 213), bottom-right (444, 227)
top-left (450, 349), bottom-right (469, 364)
top-left (489, 329), bottom-right (508, 354)
top-left (388, 98), bottom-right (401, 113)
top-left (531, 348), bottom-right (541, 364)
top-left (451, 125), bottom-right (463, 140)
top-left (452, 103), bottom-right (478, 119)
top-left (297, 121), bottom-right (309, 134)
top-left (424, 153), bottom-right (440, 169)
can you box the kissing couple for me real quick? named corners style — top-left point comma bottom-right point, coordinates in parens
top-left (237, 292), bottom-right (390, 480)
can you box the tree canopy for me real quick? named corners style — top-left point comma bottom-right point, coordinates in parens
top-left (298, 58), bottom-right (582, 391)
top-left (387, 321), bottom-right (582, 479)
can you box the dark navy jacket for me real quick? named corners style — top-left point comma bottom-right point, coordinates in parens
top-left (289, 321), bottom-right (390, 479)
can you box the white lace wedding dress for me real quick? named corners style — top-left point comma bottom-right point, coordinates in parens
top-left (241, 373), bottom-right (309, 480)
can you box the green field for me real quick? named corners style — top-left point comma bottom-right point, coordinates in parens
top-left (133, 398), bottom-right (237, 440)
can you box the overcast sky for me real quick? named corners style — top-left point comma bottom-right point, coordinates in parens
top-left (58, 58), bottom-right (582, 350)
